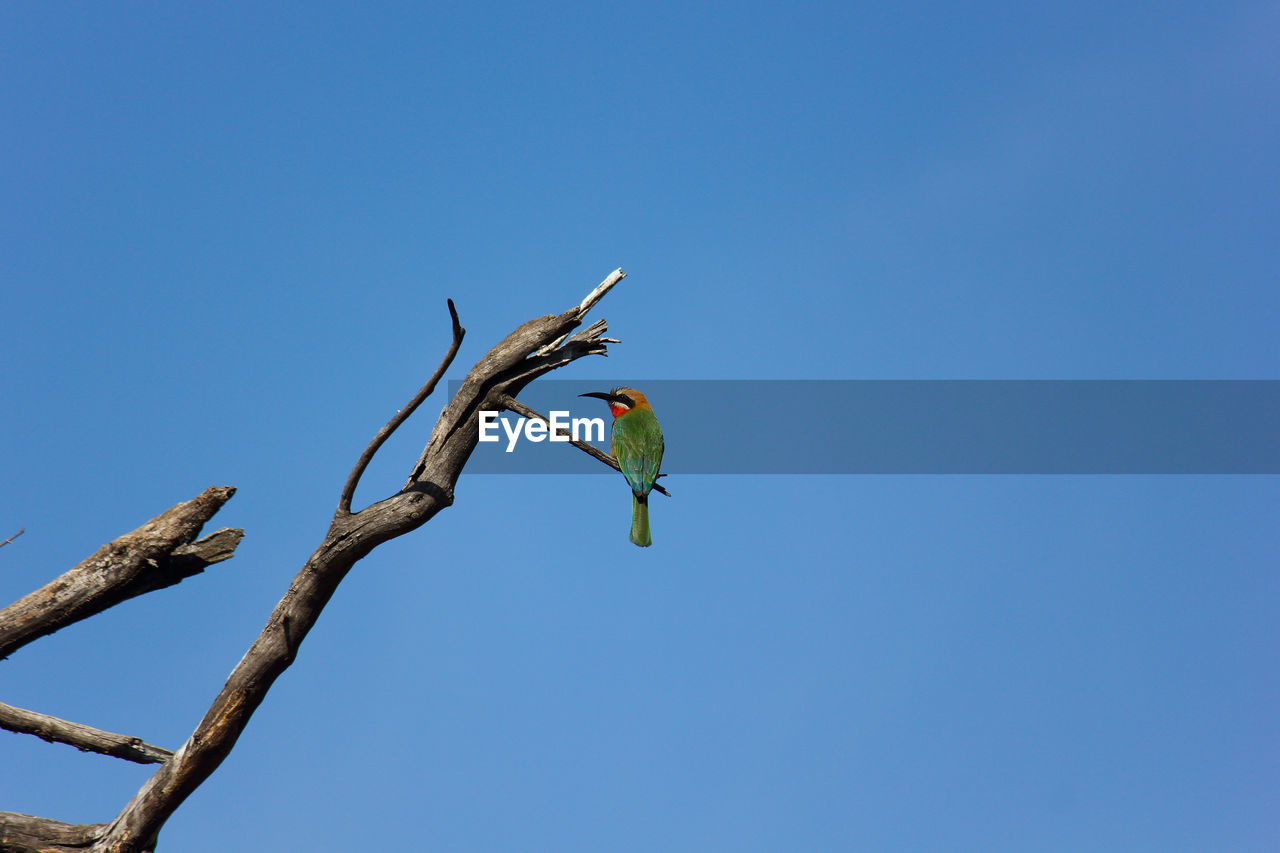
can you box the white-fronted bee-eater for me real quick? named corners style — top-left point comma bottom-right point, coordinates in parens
top-left (580, 387), bottom-right (664, 547)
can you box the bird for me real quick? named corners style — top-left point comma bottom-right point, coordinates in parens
top-left (579, 387), bottom-right (664, 547)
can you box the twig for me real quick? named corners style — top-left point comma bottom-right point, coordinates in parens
top-left (498, 395), bottom-right (671, 497)
top-left (0, 702), bottom-right (172, 765)
top-left (0, 529), bottom-right (23, 548)
top-left (338, 299), bottom-right (465, 515)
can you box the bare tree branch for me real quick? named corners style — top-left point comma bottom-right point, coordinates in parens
top-left (498, 394), bottom-right (671, 497)
top-left (405, 271), bottom-right (626, 487)
top-left (0, 813), bottom-right (104, 853)
top-left (0, 529), bottom-right (23, 549)
top-left (0, 488), bottom-right (242, 661)
top-left (337, 298), bottom-right (465, 515)
top-left (0, 702), bottom-right (172, 765)
top-left (577, 267), bottom-right (626, 314)
top-left (82, 270), bottom-right (627, 853)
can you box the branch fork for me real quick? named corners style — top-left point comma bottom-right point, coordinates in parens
top-left (0, 268), bottom-right (635, 853)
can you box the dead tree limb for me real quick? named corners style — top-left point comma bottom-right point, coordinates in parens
top-left (498, 394), bottom-right (671, 496)
top-left (0, 813), bottom-right (105, 853)
top-left (338, 298), bottom-right (464, 514)
top-left (72, 269), bottom-right (628, 853)
top-left (0, 488), bottom-right (243, 661)
top-left (0, 530), bottom-right (23, 549)
top-left (0, 702), bottom-right (172, 765)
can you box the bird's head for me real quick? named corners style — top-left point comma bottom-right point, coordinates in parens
top-left (580, 386), bottom-right (650, 418)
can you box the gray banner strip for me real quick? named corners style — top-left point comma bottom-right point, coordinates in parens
top-left (452, 380), bottom-right (1280, 474)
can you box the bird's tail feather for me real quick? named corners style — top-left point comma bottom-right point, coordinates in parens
top-left (630, 492), bottom-right (651, 547)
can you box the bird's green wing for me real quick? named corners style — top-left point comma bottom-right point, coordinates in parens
top-left (611, 409), bottom-right (664, 497)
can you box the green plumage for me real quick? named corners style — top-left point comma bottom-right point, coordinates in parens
top-left (630, 493), bottom-right (650, 548)
top-left (612, 407), bottom-right (663, 547)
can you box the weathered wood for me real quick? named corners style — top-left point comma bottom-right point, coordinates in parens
top-left (0, 702), bottom-right (172, 765)
top-left (0, 488), bottom-right (242, 661)
top-left (408, 270), bottom-right (625, 490)
top-left (85, 271), bottom-right (627, 853)
top-left (0, 812), bottom-right (104, 853)
top-left (169, 529), bottom-right (242, 569)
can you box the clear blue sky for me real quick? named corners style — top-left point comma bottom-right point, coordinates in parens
top-left (2, 2), bottom-right (1277, 850)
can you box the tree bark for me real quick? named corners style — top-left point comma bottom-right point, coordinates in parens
top-left (0, 703), bottom-right (172, 765)
top-left (91, 270), bottom-right (624, 852)
top-left (3, 272), bottom-right (631, 853)
top-left (0, 813), bottom-right (104, 853)
top-left (0, 487), bottom-right (242, 661)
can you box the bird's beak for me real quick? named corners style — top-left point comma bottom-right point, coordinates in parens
top-left (579, 391), bottom-right (615, 403)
